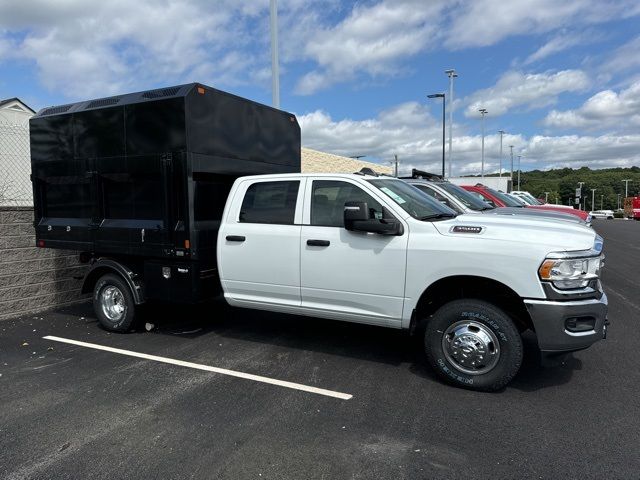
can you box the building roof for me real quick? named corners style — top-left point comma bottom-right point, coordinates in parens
top-left (301, 147), bottom-right (392, 175)
top-left (0, 98), bottom-right (35, 114)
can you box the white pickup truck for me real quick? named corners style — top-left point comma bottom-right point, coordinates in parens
top-left (213, 172), bottom-right (608, 391)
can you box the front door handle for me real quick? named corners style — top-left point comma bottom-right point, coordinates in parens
top-left (226, 235), bottom-right (246, 242)
top-left (307, 239), bottom-right (330, 247)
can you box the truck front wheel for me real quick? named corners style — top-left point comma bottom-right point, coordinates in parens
top-left (93, 273), bottom-right (137, 332)
top-left (424, 299), bottom-right (523, 391)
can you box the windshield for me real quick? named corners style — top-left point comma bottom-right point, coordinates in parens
top-left (487, 188), bottom-right (525, 207)
top-left (523, 192), bottom-right (542, 205)
top-left (368, 179), bottom-right (457, 220)
top-left (439, 182), bottom-right (494, 211)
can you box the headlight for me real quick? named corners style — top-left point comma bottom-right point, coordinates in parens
top-left (538, 256), bottom-right (602, 290)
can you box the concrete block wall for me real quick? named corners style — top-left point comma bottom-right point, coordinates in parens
top-left (0, 207), bottom-right (88, 320)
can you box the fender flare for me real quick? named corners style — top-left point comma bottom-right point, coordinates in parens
top-left (81, 258), bottom-right (145, 305)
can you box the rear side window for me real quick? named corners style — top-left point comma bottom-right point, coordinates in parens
top-left (239, 181), bottom-right (299, 225)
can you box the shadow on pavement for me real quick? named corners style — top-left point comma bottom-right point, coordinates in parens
top-left (50, 300), bottom-right (580, 392)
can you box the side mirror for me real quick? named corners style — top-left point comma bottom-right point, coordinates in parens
top-left (344, 201), bottom-right (369, 223)
top-left (344, 201), bottom-right (403, 236)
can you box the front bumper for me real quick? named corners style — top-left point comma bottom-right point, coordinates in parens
top-left (524, 292), bottom-right (608, 352)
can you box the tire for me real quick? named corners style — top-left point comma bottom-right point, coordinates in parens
top-left (424, 299), bottom-right (523, 392)
top-left (93, 273), bottom-right (137, 332)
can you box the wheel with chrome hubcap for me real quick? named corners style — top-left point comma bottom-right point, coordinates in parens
top-left (424, 299), bottom-right (523, 391)
top-left (93, 273), bottom-right (137, 332)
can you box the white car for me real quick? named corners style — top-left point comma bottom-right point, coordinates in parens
top-left (589, 210), bottom-right (614, 219)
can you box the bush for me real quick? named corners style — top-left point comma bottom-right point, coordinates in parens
top-left (614, 211), bottom-right (624, 218)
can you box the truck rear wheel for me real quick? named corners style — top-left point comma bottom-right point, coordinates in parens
top-left (424, 299), bottom-right (523, 392)
top-left (93, 274), bottom-right (137, 332)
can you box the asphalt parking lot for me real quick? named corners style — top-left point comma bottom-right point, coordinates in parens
top-left (1, 220), bottom-right (639, 480)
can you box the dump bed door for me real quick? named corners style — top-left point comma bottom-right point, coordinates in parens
top-left (94, 154), bottom-right (170, 256)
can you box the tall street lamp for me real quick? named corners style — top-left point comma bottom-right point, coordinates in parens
top-left (428, 93), bottom-right (446, 178)
top-left (622, 179), bottom-right (632, 199)
top-left (591, 189), bottom-right (596, 212)
top-left (479, 108), bottom-right (488, 178)
top-left (509, 145), bottom-right (514, 183)
top-left (517, 154), bottom-right (523, 190)
top-left (270, 0), bottom-right (280, 108)
top-left (498, 130), bottom-right (505, 178)
top-left (445, 69), bottom-right (457, 177)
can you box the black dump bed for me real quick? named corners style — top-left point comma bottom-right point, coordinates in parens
top-left (30, 83), bottom-right (300, 300)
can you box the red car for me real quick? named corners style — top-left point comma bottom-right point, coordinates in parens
top-left (462, 185), bottom-right (591, 222)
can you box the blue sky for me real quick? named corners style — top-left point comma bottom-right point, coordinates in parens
top-left (1, 0), bottom-right (639, 175)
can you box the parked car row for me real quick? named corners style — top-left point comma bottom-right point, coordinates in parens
top-left (29, 84), bottom-right (609, 392)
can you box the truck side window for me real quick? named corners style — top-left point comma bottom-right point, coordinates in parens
top-left (239, 181), bottom-right (299, 225)
top-left (311, 180), bottom-right (383, 227)
top-left (413, 185), bottom-right (458, 211)
top-left (470, 191), bottom-right (496, 208)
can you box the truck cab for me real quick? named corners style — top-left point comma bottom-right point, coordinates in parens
top-left (218, 172), bottom-right (608, 391)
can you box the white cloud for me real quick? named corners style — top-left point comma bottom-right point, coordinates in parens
top-left (0, 0), bottom-right (273, 98)
top-left (445, 0), bottom-right (640, 49)
top-left (523, 31), bottom-right (592, 65)
top-left (465, 70), bottom-right (590, 117)
top-left (543, 81), bottom-right (640, 130)
top-left (599, 35), bottom-right (640, 76)
top-left (300, 103), bottom-right (640, 176)
top-left (295, 0), bottom-right (446, 94)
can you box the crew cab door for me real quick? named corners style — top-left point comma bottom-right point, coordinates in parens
top-left (218, 178), bottom-right (304, 307)
top-left (300, 179), bottom-right (408, 327)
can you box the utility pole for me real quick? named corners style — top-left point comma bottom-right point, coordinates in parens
top-left (479, 108), bottom-right (487, 178)
top-left (600, 194), bottom-right (604, 210)
top-left (427, 93), bottom-right (446, 178)
top-left (445, 69), bottom-right (457, 178)
top-left (394, 154), bottom-right (399, 177)
top-left (517, 154), bottom-right (522, 190)
top-left (591, 189), bottom-right (596, 212)
top-left (544, 192), bottom-right (549, 203)
top-left (622, 179), bottom-right (632, 199)
top-left (578, 181), bottom-right (585, 210)
top-left (617, 193), bottom-right (621, 210)
top-left (270, 0), bottom-right (280, 108)
top-left (509, 145), bottom-right (514, 182)
top-left (498, 130), bottom-right (505, 178)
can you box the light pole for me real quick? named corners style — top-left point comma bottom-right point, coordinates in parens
top-left (622, 179), bottom-right (632, 199)
top-left (479, 108), bottom-right (488, 178)
top-left (270, 0), bottom-right (280, 108)
top-left (517, 154), bottom-right (522, 190)
top-left (577, 182), bottom-right (585, 210)
top-left (498, 130), bottom-right (505, 178)
top-left (544, 192), bottom-right (549, 203)
top-left (617, 193), bottom-right (621, 210)
top-left (428, 93), bottom-right (446, 178)
top-left (600, 194), bottom-right (604, 210)
top-left (591, 189), bottom-right (596, 212)
top-left (445, 69), bottom-right (457, 177)
top-left (509, 145), bottom-right (514, 182)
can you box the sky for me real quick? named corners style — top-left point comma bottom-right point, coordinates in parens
top-left (0, 0), bottom-right (639, 176)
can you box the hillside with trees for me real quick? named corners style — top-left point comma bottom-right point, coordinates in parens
top-left (471, 167), bottom-right (640, 210)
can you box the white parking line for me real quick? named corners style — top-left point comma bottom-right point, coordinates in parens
top-left (43, 335), bottom-right (352, 400)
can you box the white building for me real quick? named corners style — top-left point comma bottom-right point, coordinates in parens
top-left (0, 98), bottom-right (34, 206)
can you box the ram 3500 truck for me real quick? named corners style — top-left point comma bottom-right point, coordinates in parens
top-left (211, 172), bottom-right (608, 391)
top-left (31, 86), bottom-right (608, 391)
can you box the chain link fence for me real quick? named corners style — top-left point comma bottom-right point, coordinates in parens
top-left (0, 117), bottom-right (32, 207)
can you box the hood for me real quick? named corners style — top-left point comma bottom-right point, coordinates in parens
top-left (431, 213), bottom-right (596, 252)
top-left (485, 207), bottom-right (587, 225)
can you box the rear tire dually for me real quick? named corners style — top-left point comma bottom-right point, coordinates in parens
top-left (93, 273), bottom-right (137, 332)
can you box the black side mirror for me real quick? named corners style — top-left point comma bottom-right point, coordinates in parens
top-left (344, 201), bottom-right (403, 236)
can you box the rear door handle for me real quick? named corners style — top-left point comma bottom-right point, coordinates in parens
top-left (226, 235), bottom-right (246, 242)
top-left (307, 239), bottom-right (330, 247)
